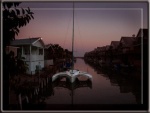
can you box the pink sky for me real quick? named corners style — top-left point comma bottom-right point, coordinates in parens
top-left (16, 2), bottom-right (148, 57)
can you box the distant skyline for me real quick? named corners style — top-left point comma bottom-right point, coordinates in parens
top-left (15, 2), bottom-right (148, 57)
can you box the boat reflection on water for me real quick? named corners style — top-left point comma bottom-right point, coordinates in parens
top-left (44, 77), bottom-right (93, 110)
top-left (52, 77), bottom-right (92, 91)
top-left (22, 77), bottom-right (92, 110)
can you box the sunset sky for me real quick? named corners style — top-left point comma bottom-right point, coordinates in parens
top-left (15, 2), bottom-right (148, 57)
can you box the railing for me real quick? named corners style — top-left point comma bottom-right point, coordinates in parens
top-left (22, 55), bottom-right (44, 61)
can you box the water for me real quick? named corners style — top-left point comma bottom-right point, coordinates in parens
top-left (40, 58), bottom-right (141, 110)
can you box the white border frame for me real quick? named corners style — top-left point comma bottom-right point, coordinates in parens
top-left (1, 0), bottom-right (149, 112)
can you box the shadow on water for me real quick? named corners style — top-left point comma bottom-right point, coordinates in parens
top-left (11, 77), bottom-right (92, 110)
top-left (9, 58), bottom-right (141, 110)
top-left (84, 59), bottom-right (141, 104)
top-left (45, 78), bottom-right (92, 110)
top-left (52, 77), bottom-right (92, 90)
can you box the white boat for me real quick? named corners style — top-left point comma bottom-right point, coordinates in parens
top-left (52, 69), bottom-right (92, 83)
top-left (52, 2), bottom-right (92, 83)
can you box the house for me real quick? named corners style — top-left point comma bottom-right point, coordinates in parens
top-left (119, 37), bottom-right (135, 53)
top-left (110, 41), bottom-right (120, 50)
top-left (44, 44), bottom-right (55, 67)
top-left (10, 37), bottom-right (45, 74)
top-left (119, 36), bottom-right (135, 65)
top-left (133, 28), bottom-right (148, 69)
top-left (100, 46), bottom-right (106, 57)
top-left (109, 41), bottom-right (120, 61)
top-left (133, 28), bottom-right (148, 55)
top-left (136, 28), bottom-right (148, 44)
top-left (105, 45), bottom-right (111, 63)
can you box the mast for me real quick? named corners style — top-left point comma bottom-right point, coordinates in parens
top-left (71, 1), bottom-right (74, 106)
top-left (72, 2), bottom-right (74, 71)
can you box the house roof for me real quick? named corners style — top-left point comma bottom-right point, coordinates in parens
top-left (120, 37), bottom-right (135, 47)
top-left (45, 44), bottom-right (53, 49)
top-left (136, 28), bottom-right (148, 38)
top-left (105, 45), bottom-right (110, 50)
top-left (96, 46), bottom-right (106, 51)
top-left (110, 41), bottom-right (120, 49)
top-left (10, 37), bottom-right (45, 47)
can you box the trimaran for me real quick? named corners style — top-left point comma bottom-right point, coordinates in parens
top-left (52, 2), bottom-right (92, 83)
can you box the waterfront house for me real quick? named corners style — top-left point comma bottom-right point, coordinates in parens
top-left (136, 28), bottom-right (148, 44)
top-left (110, 41), bottom-right (120, 58)
top-left (133, 28), bottom-right (148, 69)
top-left (119, 36), bottom-right (135, 65)
top-left (105, 45), bottom-right (111, 65)
top-left (109, 41), bottom-right (120, 63)
top-left (119, 37), bottom-right (135, 54)
top-left (44, 44), bottom-right (55, 67)
top-left (10, 37), bottom-right (45, 74)
top-left (133, 28), bottom-right (148, 55)
top-left (110, 41), bottom-right (120, 50)
top-left (100, 46), bottom-right (107, 60)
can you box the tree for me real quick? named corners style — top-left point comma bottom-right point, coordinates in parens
top-left (3, 2), bottom-right (34, 48)
top-left (6, 51), bottom-right (28, 77)
top-left (3, 2), bottom-right (34, 77)
top-left (3, 3), bottom-right (34, 109)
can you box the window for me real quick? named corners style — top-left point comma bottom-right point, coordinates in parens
top-left (17, 48), bottom-right (22, 57)
top-left (31, 46), bottom-right (37, 55)
top-left (39, 49), bottom-right (43, 55)
top-left (24, 46), bottom-right (30, 55)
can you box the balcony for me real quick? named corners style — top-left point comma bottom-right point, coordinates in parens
top-left (22, 54), bottom-right (44, 62)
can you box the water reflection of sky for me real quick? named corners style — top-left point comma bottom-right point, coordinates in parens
top-left (45, 58), bottom-right (137, 105)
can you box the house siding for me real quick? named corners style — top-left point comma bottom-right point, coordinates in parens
top-left (10, 38), bottom-right (45, 75)
top-left (23, 48), bottom-right (44, 74)
top-left (33, 40), bottom-right (43, 48)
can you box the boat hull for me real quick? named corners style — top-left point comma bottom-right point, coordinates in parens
top-left (52, 69), bottom-right (92, 83)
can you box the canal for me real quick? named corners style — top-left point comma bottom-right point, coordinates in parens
top-left (35, 58), bottom-right (141, 110)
